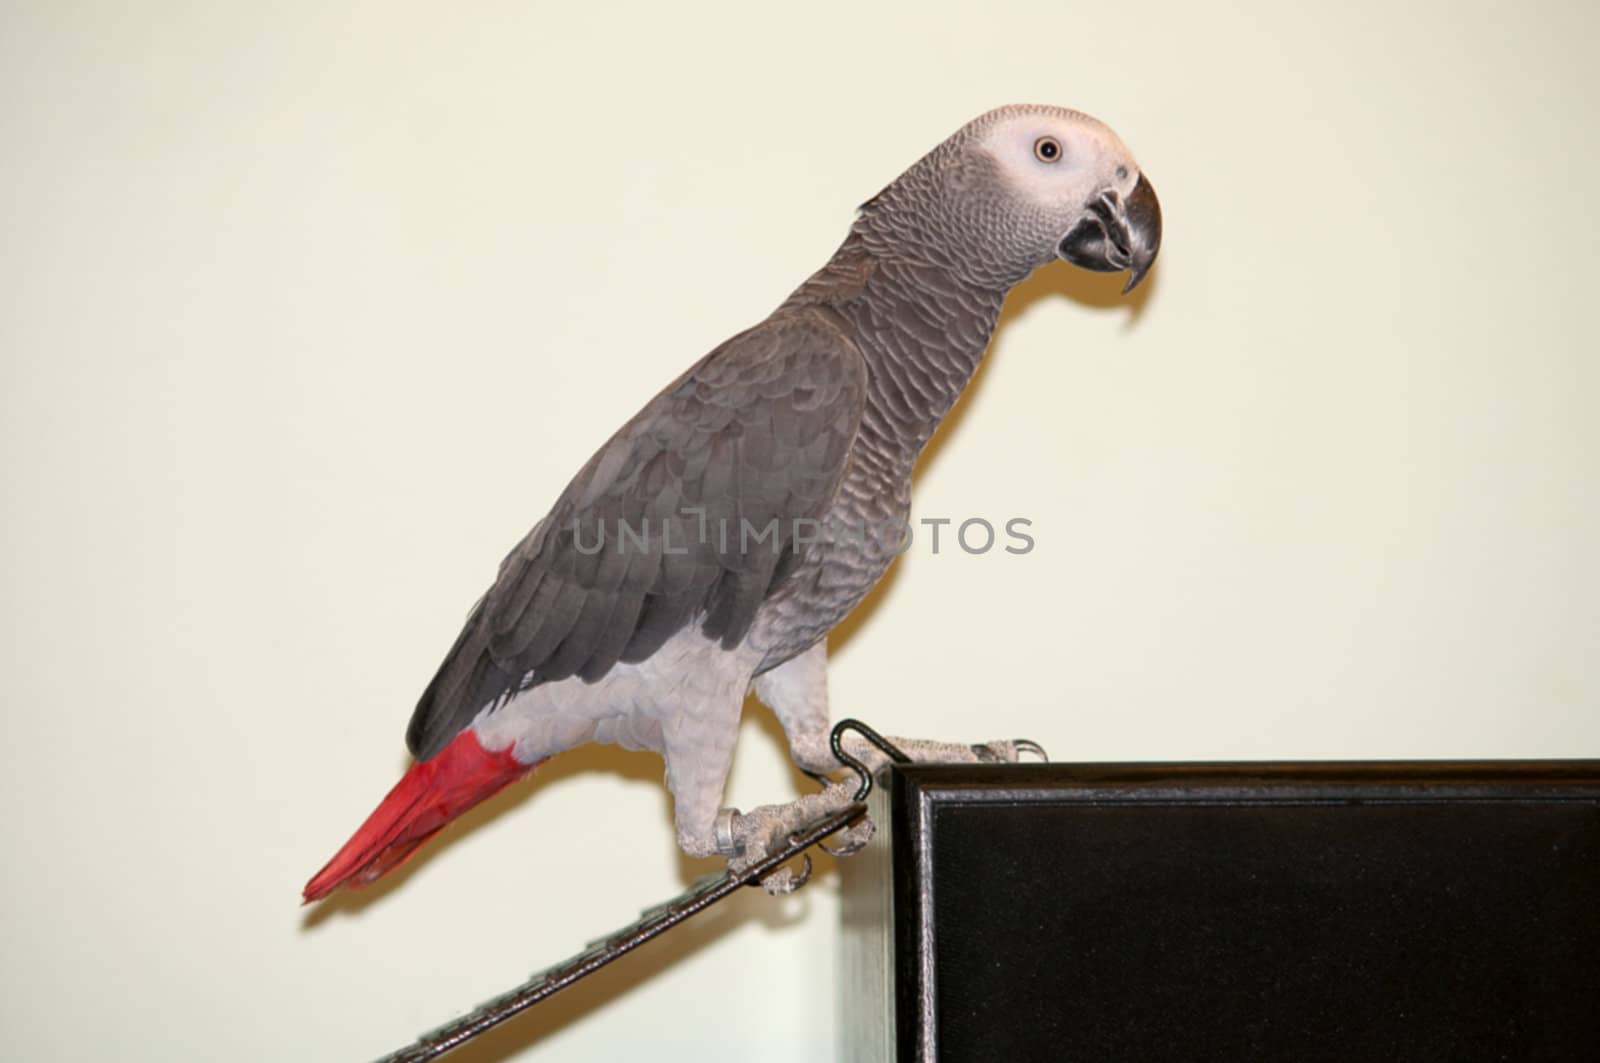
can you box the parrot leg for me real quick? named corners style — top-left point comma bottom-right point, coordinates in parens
top-left (752, 641), bottom-right (839, 775)
top-left (719, 734), bottom-right (1027, 894)
top-left (719, 734), bottom-right (1030, 893)
top-left (737, 645), bottom-right (1038, 891)
top-left (753, 641), bottom-right (1037, 778)
top-left (661, 696), bottom-right (745, 859)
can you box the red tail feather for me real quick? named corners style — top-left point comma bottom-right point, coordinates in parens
top-left (303, 729), bottom-right (539, 903)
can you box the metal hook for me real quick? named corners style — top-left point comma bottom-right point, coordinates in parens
top-left (831, 718), bottom-right (911, 801)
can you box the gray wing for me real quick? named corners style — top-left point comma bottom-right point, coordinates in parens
top-left (406, 310), bottom-right (867, 759)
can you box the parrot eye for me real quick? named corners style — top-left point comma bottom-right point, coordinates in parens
top-left (1033, 136), bottom-right (1063, 163)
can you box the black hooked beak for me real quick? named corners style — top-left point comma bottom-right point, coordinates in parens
top-left (1057, 172), bottom-right (1162, 293)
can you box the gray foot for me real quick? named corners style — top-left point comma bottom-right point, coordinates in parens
top-left (718, 735), bottom-right (1040, 894)
top-left (717, 780), bottom-right (864, 894)
top-left (841, 734), bottom-right (1036, 775)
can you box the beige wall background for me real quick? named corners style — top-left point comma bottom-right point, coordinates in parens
top-left (3, 1), bottom-right (1596, 1059)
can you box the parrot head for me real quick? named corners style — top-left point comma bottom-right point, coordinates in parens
top-left (861, 104), bottom-right (1161, 293)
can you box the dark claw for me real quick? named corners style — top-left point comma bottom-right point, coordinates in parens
top-left (757, 853), bottom-right (813, 895)
top-left (1013, 738), bottom-right (1050, 762)
top-left (819, 817), bottom-right (875, 858)
top-left (819, 835), bottom-right (865, 858)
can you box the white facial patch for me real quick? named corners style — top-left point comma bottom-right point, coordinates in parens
top-left (980, 112), bottom-right (1135, 210)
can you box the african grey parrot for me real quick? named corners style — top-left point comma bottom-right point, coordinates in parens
top-left (303, 104), bottom-right (1159, 901)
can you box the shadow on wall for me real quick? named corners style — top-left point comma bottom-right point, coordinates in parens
top-left (297, 255), bottom-right (1157, 1059)
top-left (418, 877), bottom-right (818, 1063)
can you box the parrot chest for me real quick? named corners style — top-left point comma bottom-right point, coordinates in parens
top-left (748, 257), bottom-right (1006, 672)
top-left (747, 452), bottom-right (912, 669)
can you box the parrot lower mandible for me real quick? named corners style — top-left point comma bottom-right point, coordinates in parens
top-left (303, 104), bottom-right (1160, 902)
